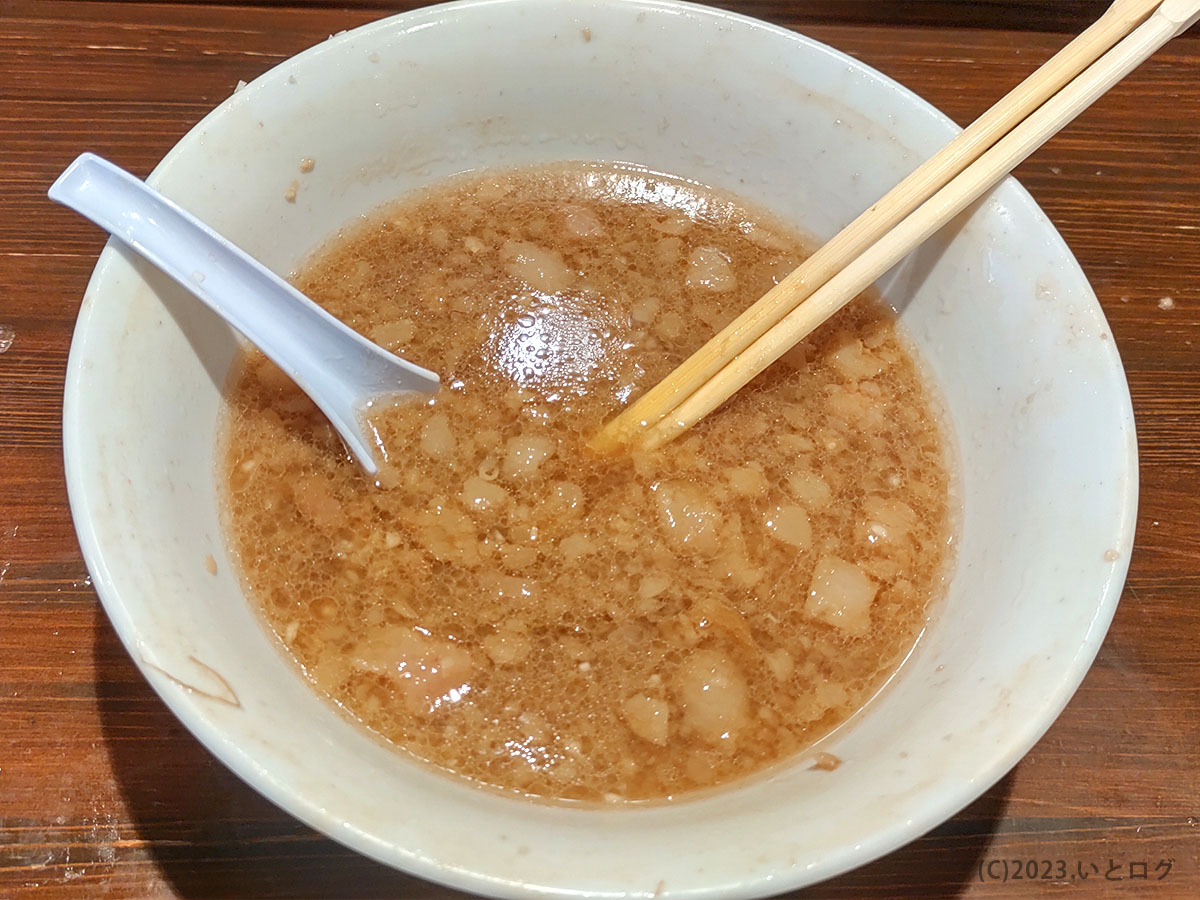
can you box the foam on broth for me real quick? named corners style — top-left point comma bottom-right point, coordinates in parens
top-left (220, 163), bottom-right (956, 802)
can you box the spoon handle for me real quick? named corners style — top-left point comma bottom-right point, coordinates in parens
top-left (49, 153), bottom-right (439, 473)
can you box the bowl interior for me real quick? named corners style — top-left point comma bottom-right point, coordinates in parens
top-left (64, 1), bottom-right (1136, 897)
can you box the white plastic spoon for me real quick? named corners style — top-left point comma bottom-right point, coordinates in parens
top-left (49, 152), bottom-right (440, 475)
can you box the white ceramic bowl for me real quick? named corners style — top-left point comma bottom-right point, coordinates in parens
top-left (63, 1), bottom-right (1137, 896)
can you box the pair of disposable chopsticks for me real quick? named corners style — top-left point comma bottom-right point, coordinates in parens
top-left (592, 0), bottom-right (1200, 453)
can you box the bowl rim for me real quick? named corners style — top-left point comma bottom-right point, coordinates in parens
top-left (62, 0), bottom-right (1138, 896)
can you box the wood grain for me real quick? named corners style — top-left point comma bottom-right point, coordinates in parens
top-left (62, 0), bottom-right (1152, 32)
top-left (1, 1), bottom-right (1198, 898)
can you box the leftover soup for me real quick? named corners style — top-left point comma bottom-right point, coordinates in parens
top-left (220, 163), bottom-right (956, 802)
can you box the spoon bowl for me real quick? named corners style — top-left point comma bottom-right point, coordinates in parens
top-left (49, 153), bottom-right (440, 474)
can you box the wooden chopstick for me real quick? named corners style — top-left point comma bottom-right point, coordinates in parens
top-left (589, 0), bottom-right (1163, 453)
top-left (632, 0), bottom-right (1200, 452)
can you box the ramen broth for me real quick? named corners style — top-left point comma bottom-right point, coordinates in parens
top-left (220, 163), bottom-right (956, 802)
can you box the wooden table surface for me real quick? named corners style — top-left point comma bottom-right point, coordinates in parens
top-left (2, 1), bottom-right (1198, 897)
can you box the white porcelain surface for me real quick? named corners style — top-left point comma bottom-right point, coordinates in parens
top-left (50, 153), bottom-right (439, 475)
top-left (63, 1), bottom-right (1137, 897)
